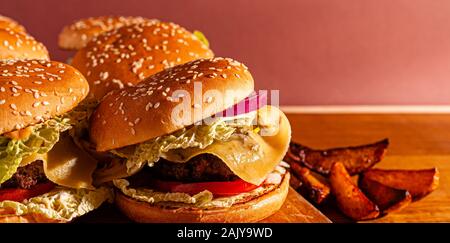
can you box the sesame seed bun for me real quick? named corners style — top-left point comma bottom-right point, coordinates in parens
top-left (58, 16), bottom-right (154, 50)
top-left (90, 57), bottom-right (254, 152)
top-left (0, 59), bottom-right (89, 134)
top-left (71, 21), bottom-right (214, 102)
top-left (0, 15), bottom-right (26, 33)
top-left (0, 29), bottom-right (49, 61)
top-left (115, 173), bottom-right (290, 223)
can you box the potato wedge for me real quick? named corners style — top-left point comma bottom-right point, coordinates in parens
top-left (361, 168), bottom-right (439, 201)
top-left (359, 176), bottom-right (412, 214)
top-left (289, 173), bottom-right (303, 190)
top-left (289, 139), bottom-right (388, 175)
top-left (290, 161), bottom-right (331, 204)
top-left (330, 162), bottom-right (380, 220)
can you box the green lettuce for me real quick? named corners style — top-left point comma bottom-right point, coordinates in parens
top-left (0, 117), bottom-right (72, 184)
top-left (0, 186), bottom-right (113, 221)
top-left (193, 30), bottom-right (210, 47)
top-left (114, 179), bottom-right (212, 206)
top-left (66, 99), bottom-right (99, 140)
top-left (111, 115), bottom-right (255, 174)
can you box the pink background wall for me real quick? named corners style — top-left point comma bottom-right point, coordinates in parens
top-left (1, 0), bottom-right (450, 105)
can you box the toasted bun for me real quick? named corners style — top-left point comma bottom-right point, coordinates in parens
top-left (0, 208), bottom-right (64, 223)
top-left (58, 16), bottom-right (153, 50)
top-left (0, 29), bottom-right (49, 60)
top-left (0, 59), bottom-right (89, 134)
top-left (90, 57), bottom-right (254, 151)
top-left (0, 15), bottom-right (26, 33)
top-left (115, 173), bottom-right (290, 223)
top-left (71, 21), bottom-right (214, 101)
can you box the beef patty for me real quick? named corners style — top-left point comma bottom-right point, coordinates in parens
top-left (130, 154), bottom-right (237, 185)
top-left (1, 161), bottom-right (47, 189)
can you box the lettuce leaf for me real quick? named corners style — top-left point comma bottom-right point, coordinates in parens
top-left (193, 30), bottom-right (210, 47)
top-left (111, 115), bottom-right (255, 175)
top-left (0, 186), bottom-right (113, 222)
top-left (66, 99), bottom-right (99, 141)
top-left (0, 117), bottom-right (72, 184)
top-left (114, 179), bottom-right (212, 206)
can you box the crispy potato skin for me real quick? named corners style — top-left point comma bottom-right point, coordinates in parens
top-left (289, 139), bottom-right (388, 175)
top-left (359, 176), bottom-right (412, 214)
top-left (361, 168), bottom-right (439, 201)
top-left (330, 162), bottom-right (380, 221)
top-left (290, 161), bottom-right (331, 204)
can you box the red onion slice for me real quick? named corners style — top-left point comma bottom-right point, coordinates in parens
top-left (216, 91), bottom-right (267, 117)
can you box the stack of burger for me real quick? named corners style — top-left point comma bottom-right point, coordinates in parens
top-left (0, 15), bottom-right (291, 223)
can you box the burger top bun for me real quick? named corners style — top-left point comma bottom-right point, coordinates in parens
top-left (0, 29), bottom-right (49, 61)
top-left (0, 15), bottom-right (26, 33)
top-left (71, 21), bottom-right (214, 102)
top-left (90, 57), bottom-right (253, 152)
top-left (0, 59), bottom-right (89, 134)
top-left (58, 16), bottom-right (153, 50)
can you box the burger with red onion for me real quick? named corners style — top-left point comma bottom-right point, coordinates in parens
top-left (90, 57), bottom-right (291, 222)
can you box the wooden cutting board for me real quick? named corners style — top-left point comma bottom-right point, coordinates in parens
top-left (75, 187), bottom-right (330, 223)
top-left (261, 188), bottom-right (331, 223)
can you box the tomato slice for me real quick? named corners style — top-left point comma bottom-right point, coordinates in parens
top-left (150, 179), bottom-right (260, 197)
top-left (0, 182), bottom-right (55, 202)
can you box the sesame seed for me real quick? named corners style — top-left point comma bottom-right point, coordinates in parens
top-left (10, 104), bottom-right (17, 110)
top-left (32, 102), bottom-right (40, 107)
top-left (145, 102), bottom-right (153, 111)
top-left (0, 100), bottom-right (5, 105)
top-left (131, 128), bottom-right (136, 135)
top-left (42, 101), bottom-right (50, 106)
top-left (154, 102), bottom-right (160, 108)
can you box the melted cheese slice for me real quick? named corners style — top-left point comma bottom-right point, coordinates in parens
top-left (44, 135), bottom-right (97, 189)
top-left (163, 106), bottom-right (291, 185)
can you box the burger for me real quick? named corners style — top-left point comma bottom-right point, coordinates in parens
top-left (0, 15), bottom-right (26, 33)
top-left (58, 16), bottom-right (153, 51)
top-left (67, 20), bottom-right (214, 162)
top-left (0, 59), bottom-right (112, 223)
top-left (71, 20), bottom-right (213, 101)
top-left (89, 57), bottom-right (291, 222)
top-left (0, 28), bottom-right (49, 60)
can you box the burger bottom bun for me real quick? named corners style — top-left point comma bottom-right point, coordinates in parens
top-left (115, 173), bottom-right (290, 223)
top-left (0, 208), bottom-right (65, 223)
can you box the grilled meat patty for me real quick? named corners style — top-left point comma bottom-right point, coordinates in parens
top-left (130, 154), bottom-right (237, 185)
top-left (2, 161), bottom-right (47, 189)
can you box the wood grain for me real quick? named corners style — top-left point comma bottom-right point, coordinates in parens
top-left (261, 188), bottom-right (331, 223)
top-left (286, 113), bottom-right (450, 222)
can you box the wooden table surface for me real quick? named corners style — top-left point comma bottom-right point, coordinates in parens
top-left (286, 113), bottom-right (450, 222)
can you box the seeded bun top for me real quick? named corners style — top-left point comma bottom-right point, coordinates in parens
top-left (0, 60), bottom-right (89, 134)
top-left (0, 15), bottom-right (26, 33)
top-left (90, 57), bottom-right (254, 152)
top-left (0, 29), bottom-right (49, 61)
top-left (71, 21), bottom-right (214, 102)
top-left (58, 16), bottom-right (153, 50)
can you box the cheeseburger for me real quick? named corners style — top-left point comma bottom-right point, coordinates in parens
top-left (90, 57), bottom-right (291, 222)
top-left (68, 20), bottom-right (213, 158)
top-left (0, 60), bottom-right (112, 223)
